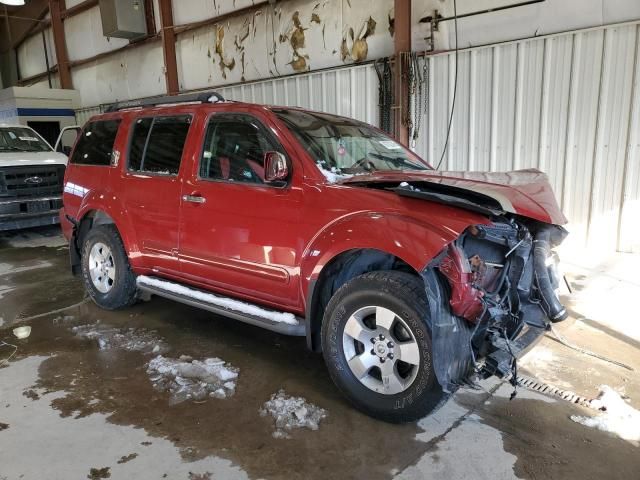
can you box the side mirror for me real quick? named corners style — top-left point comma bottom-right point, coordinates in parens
top-left (264, 151), bottom-right (288, 182)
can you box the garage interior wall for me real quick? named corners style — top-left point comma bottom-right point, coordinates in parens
top-left (13, 0), bottom-right (640, 254)
top-left (417, 22), bottom-right (640, 255)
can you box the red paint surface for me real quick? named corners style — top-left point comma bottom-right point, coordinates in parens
top-left (438, 244), bottom-right (485, 322)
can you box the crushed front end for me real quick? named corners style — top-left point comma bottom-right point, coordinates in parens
top-left (423, 218), bottom-right (568, 392)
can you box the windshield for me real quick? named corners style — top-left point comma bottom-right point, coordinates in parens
top-left (0, 127), bottom-right (52, 153)
top-left (273, 109), bottom-right (431, 178)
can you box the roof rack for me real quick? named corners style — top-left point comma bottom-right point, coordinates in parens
top-left (105, 91), bottom-right (226, 112)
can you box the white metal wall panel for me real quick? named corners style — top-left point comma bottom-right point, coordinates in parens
top-left (216, 64), bottom-right (379, 126)
top-left (419, 22), bottom-right (640, 253)
top-left (75, 105), bottom-right (103, 126)
top-left (619, 29), bottom-right (640, 254)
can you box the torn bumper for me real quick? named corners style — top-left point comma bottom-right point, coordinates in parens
top-left (483, 324), bottom-right (546, 378)
top-left (421, 220), bottom-right (568, 393)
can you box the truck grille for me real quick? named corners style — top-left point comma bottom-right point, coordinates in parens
top-left (0, 165), bottom-right (66, 198)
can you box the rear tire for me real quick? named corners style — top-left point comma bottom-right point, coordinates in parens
top-left (81, 225), bottom-right (137, 310)
top-left (321, 271), bottom-right (445, 423)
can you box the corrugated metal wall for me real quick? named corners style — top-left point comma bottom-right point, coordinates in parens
top-left (74, 21), bottom-right (640, 254)
top-left (216, 64), bottom-right (380, 127)
top-left (415, 21), bottom-right (640, 254)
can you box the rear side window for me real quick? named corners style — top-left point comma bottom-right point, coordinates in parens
top-left (127, 115), bottom-right (191, 175)
top-left (71, 119), bottom-right (121, 166)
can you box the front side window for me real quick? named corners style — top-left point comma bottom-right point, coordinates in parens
top-left (128, 115), bottom-right (191, 175)
top-left (273, 109), bottom-right (431, 177)
top-left (199, 114), bottom-right (284, 185)
top-left (0, 127), bottom-right (52, 153)
top-left (70, 119), bottom-right (121, 166)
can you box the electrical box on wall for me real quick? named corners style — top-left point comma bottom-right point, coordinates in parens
top-left (99, 0), bottom-right (147, 39)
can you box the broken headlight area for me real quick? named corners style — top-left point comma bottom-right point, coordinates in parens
top-left (423, 219), bottom-right (568, 393)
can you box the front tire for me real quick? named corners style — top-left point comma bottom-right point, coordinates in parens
top-left (321, 271), bottom-right (445, 423)
top-left (81, 225), bottom-right (137, 310)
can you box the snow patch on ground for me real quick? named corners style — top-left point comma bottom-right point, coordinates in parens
top-left (315, 162), bottom-right (354, 183)
top-left (137, 276), bottom-right (298, 325)
top-left (571, 385), bottom-right (640, 443)
top-left (53, 314), bottom-right (76, 324)
top-left (146, 355), bottom-right (238, 404)
top-left (6, 232), bottom-right (67, 249)
top-left (260, 390), bottom-right (327, 439)
top-left (72, 323), bottom-right (168, 354)
top-left (0, 260), bottom-right (52, 276)
top-left (0, 284), bottom-right (15, 300)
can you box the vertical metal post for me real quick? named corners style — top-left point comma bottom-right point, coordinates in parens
top-left (42, 29), bottom-right (52, 88)
top-left (158, 0), bottom-right (179, 95)
top-left (49, 0), bottom-right (73, 89)
top-left (394, 0), bottom-right (411, 146)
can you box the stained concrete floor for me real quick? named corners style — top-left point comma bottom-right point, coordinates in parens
top-left (1, 226), bottom-right (639, 480)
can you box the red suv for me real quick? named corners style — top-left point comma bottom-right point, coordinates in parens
top-left (61, 92), bottom-right (568, 422)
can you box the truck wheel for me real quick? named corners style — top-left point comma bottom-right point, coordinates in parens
top-left (81, 225), bottom-right (137, 310)
top-left (321, 271), bottom-right (444, 423)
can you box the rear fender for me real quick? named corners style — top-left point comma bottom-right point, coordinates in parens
top-left (73, 191), bottom-right (141, 265)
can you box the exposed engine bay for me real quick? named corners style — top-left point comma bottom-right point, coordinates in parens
top-left (423, 218), bottom-right (568, 392)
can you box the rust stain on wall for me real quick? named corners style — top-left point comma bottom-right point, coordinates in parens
top-left (341, 16), bottom-right (376, 63)
top-left (287, 11), bottom-right (310, 72)
top-left (214, 26), bottom-right (236, 79)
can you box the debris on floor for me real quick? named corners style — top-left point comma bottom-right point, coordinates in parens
top-left (260, 389), bottom-right (327, 439)
top-left (146, 355), bottom-right (239, 404)
top-left (52, 315), bottom-right (76, 324)
top-left (87, 466), bottom-right (111, 479)
top-left (72, 323), bottom-right (168, 354)
top-left (117, 453), bottom-right (138, 464)
top-left (571, 385), bottom-right (640, 443)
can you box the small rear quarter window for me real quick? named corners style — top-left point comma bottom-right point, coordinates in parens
top-left (71, 119), bottom-right (121, 166)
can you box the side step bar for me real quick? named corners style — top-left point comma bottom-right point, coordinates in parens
top-left (136, 276), bottom-right (306, 337)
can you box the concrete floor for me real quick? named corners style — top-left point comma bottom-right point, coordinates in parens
top-left (0, 226), bottom-right (639, 480)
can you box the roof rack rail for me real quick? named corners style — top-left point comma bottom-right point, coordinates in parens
top-left (105, 91), bottom-right (226, 112)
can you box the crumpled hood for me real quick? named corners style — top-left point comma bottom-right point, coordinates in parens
top-left (0, 151), bottom-right (68, 167)
top-left (342, 168), bottom-right (567, 225)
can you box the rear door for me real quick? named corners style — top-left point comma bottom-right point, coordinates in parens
top-left (178, 110), bottom-right (304, 309)
top-left (120, 113), bottom-right (194, 275)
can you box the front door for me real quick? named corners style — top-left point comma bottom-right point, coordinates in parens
top-left (179, 112), bottom-right (303, 309)
top-left (121, 114), bottom-right (193, 274)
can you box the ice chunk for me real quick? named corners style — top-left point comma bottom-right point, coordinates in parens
top-left (260, 390), bottom-right (327, 438)
top-left (72, 324), bottom-right (169, 354)
top-left (315, 162), bottom-right (354, 184)
top-left (571, 385), bottom-right (640, 443)
top-left (147, 355), bottom-right (238, 405)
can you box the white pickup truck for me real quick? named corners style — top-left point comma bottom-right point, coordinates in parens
top-left (0, 124), bottom-right (74, 231)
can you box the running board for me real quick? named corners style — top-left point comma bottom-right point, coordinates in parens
top-left (136, 275), bottom-right (305, 336)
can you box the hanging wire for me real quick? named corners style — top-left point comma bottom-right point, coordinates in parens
top-left (436, 0), bottom-right (459, 170)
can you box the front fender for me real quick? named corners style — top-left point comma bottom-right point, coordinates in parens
top-left (300, 211), bottom-right (482, 296)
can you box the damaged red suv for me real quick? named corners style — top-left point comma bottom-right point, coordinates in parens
top-left (60, 91), bottom-right (568, 422)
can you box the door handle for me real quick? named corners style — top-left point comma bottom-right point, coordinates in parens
top-left (182, 194), bottom-right (206, 204)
